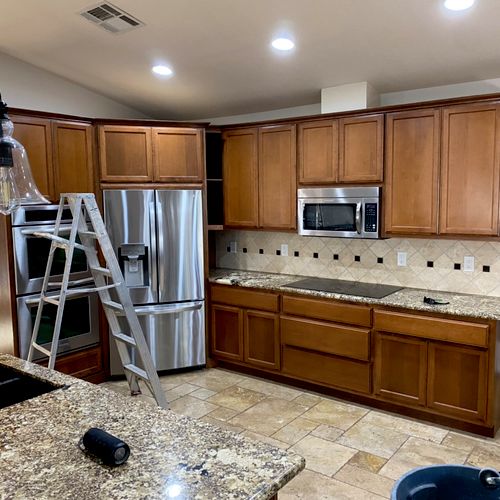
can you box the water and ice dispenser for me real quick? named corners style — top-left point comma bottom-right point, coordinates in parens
top-left (118, 243), bottom-right (149, 287)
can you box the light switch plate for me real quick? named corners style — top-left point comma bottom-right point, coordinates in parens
top-left (464, 255), bottom-right (475, 272)
top-left (280, 244), bottom-right (288, 257)
top-left (397, 251), bottom-right (407, 267)
top-left (229, 241), bottom-right (238, 253)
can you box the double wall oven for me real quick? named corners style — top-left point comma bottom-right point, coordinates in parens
top-left (12, 205), bottom-right (99, 361)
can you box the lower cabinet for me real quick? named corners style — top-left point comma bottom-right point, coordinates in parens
top-left (244, 310), bottom-right (280, 370)
top-left (211, 304), bottom-right (243, 361)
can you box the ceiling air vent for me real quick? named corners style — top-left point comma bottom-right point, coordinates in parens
top-left (80, 2), bottom-right (144, 34)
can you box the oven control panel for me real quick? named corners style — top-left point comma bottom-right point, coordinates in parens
top-left (364, 203), bottom-right (378, 233)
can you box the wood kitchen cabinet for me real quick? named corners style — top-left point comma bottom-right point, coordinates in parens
top-left (11, 115), bottom-right (95, 202)
top-left (440, 103), bottom-right (500, 235)
top-left (338, 114), bottom-right (384, 183)
top-left (223, 125), bottom-right (296, 230)
top-left (222, 128), bottom-right (259, 227)
top-left (298, 120), bottom-right (338, 184)
top-left (99, 124), bottom-right (204, 183)
top-left (211, 304), bottom-right (243, 361)
top-left (244, 310), bottom-right (280, 370)
top-left (385, 109), bottom-right (440, 235)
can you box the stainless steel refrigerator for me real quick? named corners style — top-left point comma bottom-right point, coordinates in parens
top-left (103, 189), bottom-right (205, 374)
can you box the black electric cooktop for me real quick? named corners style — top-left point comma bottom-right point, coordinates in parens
top-left (285, 277), bottom-right (403, 299)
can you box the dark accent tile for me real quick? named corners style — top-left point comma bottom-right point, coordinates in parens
top-left (427, 261), bottom-right (434, 268)
top-left (354, 255), bottom-right (361, 262)
top-left (294, 251), bottom-right (300, 257)
top-left (483, 265), bottom-right (491, 273)
top-left (313, 252), bottom-right (319, 259)
top-left (242, 247), bottom-right (247, 253)
top-left (333, 254), bottom-right (339, 261)
top-left (226, 246), bottom-right (230, 252)
top-left (377, 257), bottom-right (383, 264)
top-left (276, 250), bottom-right (281, 256)
top-left (259, 249), bottom-right (264, 254)
top-left (454, 263), bottom-right (461, 270)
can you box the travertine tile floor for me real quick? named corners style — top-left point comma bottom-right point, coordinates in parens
top-left (101, 368), bottom-right (500, 499)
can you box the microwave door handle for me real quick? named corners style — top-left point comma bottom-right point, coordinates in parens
top-left (355, 203), bottom-right (362, 234)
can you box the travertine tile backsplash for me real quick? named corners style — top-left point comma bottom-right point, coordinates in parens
top-left (216, 231), bottom-right (500, 297)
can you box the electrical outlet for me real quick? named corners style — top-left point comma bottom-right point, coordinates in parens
top-left (229, 241), bottom-right (237, 253)
top-left (464, 255), bottom-right (475, 272)
top-left (280, 244), bottom-right (288, 257)
top-left (397, 251), bottom-right (407, 267)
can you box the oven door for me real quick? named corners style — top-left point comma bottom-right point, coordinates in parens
top-left (298, 198), bottom-right (363, 238)
top-left (12, 224), bottom-right (91, 295)
top-left (16, 289), bottom-right (99, 361)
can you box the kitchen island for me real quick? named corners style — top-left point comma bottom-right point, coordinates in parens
top-left (0, 354), bottom-right (304, 500)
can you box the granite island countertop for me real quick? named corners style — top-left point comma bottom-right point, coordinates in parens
top-left (0, 354), bottom-right (305, 500)
top-left (209, 268), bottom-right (500, 321)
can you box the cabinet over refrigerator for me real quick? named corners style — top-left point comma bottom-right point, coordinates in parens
top-left (103, 189), bottom-right (205, 374)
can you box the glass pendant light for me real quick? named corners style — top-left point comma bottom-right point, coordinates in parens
top-left (0, 94), bottom-right (49, 215)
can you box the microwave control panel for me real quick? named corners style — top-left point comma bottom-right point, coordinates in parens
top-left (364, 203), bottom-right (378, 233)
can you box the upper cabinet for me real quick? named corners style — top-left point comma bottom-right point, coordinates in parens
top-left (98, 125), bottom-right (204, 183)
top-left (298, 120), bottom-right (338, 184)
top-left (339, 114), bottom-right (384, 183)
top-left (223, 125), bottom-right (296, 230)
top-left (298, 114), bottom-right (383, 185)
top-left (385, 109), bottom-right (440, 235)
top-left (440, 104), bottom-right (500, 236)
top-left (11, 115), bottom-right (95, 202)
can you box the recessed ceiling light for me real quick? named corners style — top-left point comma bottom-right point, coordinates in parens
top-left (152, 65), bottom-right (173, 76)
top-left (444, 0), bottom-right (475, 11)
top-left (271, 38), bottom-right (295, 51)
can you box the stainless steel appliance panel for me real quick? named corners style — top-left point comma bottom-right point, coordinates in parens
top-left (110, 301), bottom-right (206, 373)
top-left (156, 190), bottom-right (204, 303)
top-left (104, 190), bottom-right (158, 305)
top-left (17, 290), bottom-right (99, 361)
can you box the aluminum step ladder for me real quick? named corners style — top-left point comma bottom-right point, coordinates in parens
top-left (27, 193), bottom-right (168, 409)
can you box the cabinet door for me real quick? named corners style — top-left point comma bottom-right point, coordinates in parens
top-left (152, 127), bottom-right (204, 182)
top-left (339, 114), bottom-right (383, 183)
top-left (244, 310), bottom-right (280, 370)
top-left (374, 332), bottom-right (427, 406)
top-left (259, 124), bottom-right (297, 229)
top-left (52, 121), bottom-right (94, 197)
top-left (428, 343), bottom-right (487, 421)
top-left (211, 304), bottom-right (243, 361)
top-left (298, 120), bottom-right (338, 184)
top-left (440, 104), bottom-right (500, 235)
top-left (10, 115), bottom-right (55, 201)
top-left (98, 126), bottom-right (153, 182)
top-left (385, 109), bottom-right (440, 235)
top-left (222, 128), bottom-right (259, 227)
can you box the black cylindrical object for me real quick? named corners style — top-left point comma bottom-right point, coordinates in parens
top-left (81, 427), bottom-right (130, 466)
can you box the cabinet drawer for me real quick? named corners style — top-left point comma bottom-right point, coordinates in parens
top-left (374, 310), bottom-right (488, 347)
top-left (282, 295), bottom-right (371, 327)
top-left (281, 316), bottom-right (370, 361)
top-left (282, 346), bottom-right (371, 394)
top-left (211, 285), bottom-right (279, 312)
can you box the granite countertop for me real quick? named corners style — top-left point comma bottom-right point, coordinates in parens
top-left (0, 354), bottom-right (304, 500)
top-left (209, 268), bottom-right (500, 321)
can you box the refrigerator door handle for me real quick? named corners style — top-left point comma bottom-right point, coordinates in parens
top-left (155, 197), bottom-right (165, 292)
top-left (133, 301), bottom-right (203, 316)
top-left (149, 201), bottom-right (158, 300)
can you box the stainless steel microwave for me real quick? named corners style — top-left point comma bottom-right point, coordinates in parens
top-left (298, 187), bottom-right (380, 239)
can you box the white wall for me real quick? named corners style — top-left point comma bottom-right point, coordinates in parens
top-left (0, 52), bottom-right (149, 119)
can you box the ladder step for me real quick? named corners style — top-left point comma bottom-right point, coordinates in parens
top-left (48, 277), bottom-right (94, 287)
top-left (33, 232), bottom-right (86, 251)
top-left (123, 364), bottom-right (149, 381)
top-left (42, 297), bottom-right (60, 306)
top-left (79, 230), bottom-right (97, 238)
top-left (64, 283), bottom-right (120, 297)
top-left (31, 343), bottom-right (51, 356)
top-left (90, 266), bottom-right (112, 277)
top-left (112, 332), bottom-right (137, 347)
top-left (102, 300), bottom-right (124, 312)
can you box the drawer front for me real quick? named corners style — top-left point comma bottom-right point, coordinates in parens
top-left (210, 285), bottom-right (279, 312)
top-left (374, 310), bottom-right (489, 347)
top-left (282, 346), bottom-right (371, 394)
top-left (282, 295), bottom-right (371, 327)
top-left (281, 316), bottom-right (370, 361)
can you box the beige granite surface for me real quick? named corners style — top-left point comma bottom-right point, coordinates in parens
top-left (209, 269), bottom-right (500, 321)
top-left (0, 354), bottom-right (305, 500)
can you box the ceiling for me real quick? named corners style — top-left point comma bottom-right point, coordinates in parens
top-left (1, 0), bottom-right (500, 120)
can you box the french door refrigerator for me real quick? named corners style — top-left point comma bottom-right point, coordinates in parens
top-left (103, 189), bottom-right (205, 374)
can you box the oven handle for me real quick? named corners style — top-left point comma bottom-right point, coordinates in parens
top-left (355, 203), bottom-right (362, 234)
